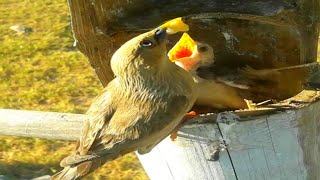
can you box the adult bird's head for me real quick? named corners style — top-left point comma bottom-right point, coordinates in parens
top-left (111, 27), bottom-right (169, 78)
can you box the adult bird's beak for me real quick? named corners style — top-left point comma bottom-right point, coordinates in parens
top-left (154, 28), bottom-right (167, 44)
top-left (159, 17), bottom-right (189, 34)
top-left (154, 17), bottom-right (189, 44)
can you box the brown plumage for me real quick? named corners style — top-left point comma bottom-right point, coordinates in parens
top-left (51, 28), bottom-right (197, 179)
top-left (198, 62), bottom-right (319, 103)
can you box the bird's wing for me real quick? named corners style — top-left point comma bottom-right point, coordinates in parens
top-left (61, 85), bottom-right (191, 167)
top-left (78, 80), bottom-right (121, 156)
top-left (240, 66), bottom-right (281, 82)
top-left (93, 93), bottom-right (191, 151)
top-left (60, 81), bottom-right (117, 167)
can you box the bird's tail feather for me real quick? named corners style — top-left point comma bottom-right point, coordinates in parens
top-left (51, 166), bottom-right (81, 180)
top-left (51, 157), bottom-right (109, 180)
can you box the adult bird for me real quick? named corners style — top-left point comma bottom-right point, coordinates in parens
top-left (51, 27), bottom-right (197, 179)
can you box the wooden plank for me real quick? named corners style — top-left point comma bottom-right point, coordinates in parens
top-left (137, 123), bottom-right (237, 180)
top-left (0, 109), bottom-right (84, 140)
top-left (296, 99), bottom-right (320, 180)
top-left (217, 100), bottom-right (320, 180)
top-left (219, 111), bottom-right (307, 180)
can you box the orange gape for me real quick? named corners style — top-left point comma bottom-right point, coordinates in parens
top-left (175, 48), bottom-right (193, 59)
top-left (168, 33), bottom-right (197, 61)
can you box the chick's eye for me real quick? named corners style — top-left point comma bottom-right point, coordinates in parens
top-left (140, 40), bottom-right (153, 47)
top-left (198, 46), bottom-right (208, 52)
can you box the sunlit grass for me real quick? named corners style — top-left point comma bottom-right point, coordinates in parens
top-left (0, 0), bottom-right (147, 179)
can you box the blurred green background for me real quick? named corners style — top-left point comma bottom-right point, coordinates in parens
top-left (0, 0), bottom-right (147, 179)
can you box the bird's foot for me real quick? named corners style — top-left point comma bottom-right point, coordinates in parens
top-left (170, 111), bottom-right (197, 141)
top-left (244, 99), bottom-right (274, 110)
top-left (170, 109), bottom-right (217, 141)
top-left (185, 110), bottom-right (197, 117)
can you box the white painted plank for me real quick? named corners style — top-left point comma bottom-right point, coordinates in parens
top-left (137, 123), bottom-right (237, 180)
top-left (218, 111), bottom-right (307, 180)
top-left (295, 100), bottom-right (320, 180)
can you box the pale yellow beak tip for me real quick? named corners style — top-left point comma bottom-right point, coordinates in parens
top-left (160, 17), bottom-right (189, 35)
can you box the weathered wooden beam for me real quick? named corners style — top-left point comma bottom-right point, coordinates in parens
top-left (0, 109), bottom-right (84, 140)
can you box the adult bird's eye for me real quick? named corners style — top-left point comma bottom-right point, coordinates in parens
top-left (140, 40), bottom-right (153, 47)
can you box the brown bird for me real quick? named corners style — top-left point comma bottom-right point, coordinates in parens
top-left (51, 27), bottom-right (197, 179)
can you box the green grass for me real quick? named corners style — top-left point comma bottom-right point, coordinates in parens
top-left (0, 0), bottom-right (147, 179)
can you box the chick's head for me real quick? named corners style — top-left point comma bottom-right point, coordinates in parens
top-left (193, 42), bottom-right (214, 68)
top-left (111, 28), bottom-right (169, 77)
top-left (168, 33), bottom-right (214, 72)
top-left (176, 42), bottom-right (214, 72)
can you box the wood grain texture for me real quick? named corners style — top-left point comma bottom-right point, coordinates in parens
top-left (0, 109), bottom-right (84, 140)
top-left (219, 111), bottom-right (307, 180)
top-left (137, 123), bottom-right (236, 180)
top-left (297, 100), bottom-right (320, 180)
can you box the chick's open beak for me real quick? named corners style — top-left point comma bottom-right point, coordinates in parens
top-left (168, 33), bottom-right (196, 62)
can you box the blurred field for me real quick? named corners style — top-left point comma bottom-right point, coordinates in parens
top-left (0, 0), bottom-right (147, 179)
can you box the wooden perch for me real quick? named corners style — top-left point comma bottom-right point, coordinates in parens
top-left (0, 109), bottom-right (84, 141)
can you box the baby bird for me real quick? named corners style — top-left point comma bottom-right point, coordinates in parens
top-left (51, 27), bottom-right (197, 179)
top-left (170, 33), bottom-right (319, 111)
top-left (170, 33), bottom-right (248, 110)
